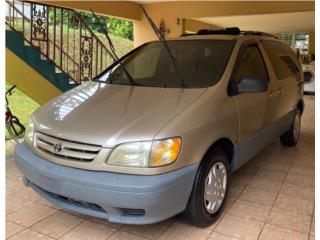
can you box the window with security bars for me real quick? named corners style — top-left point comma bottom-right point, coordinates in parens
top-left (279, 33), bottom-right (309, 54)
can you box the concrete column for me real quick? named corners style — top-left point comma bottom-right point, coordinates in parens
top-left (134, 6), bottom-right (184, 47)
top-left (309, 31), bottom-right (315, 54)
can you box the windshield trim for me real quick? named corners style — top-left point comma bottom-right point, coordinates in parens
top-left (93, 39), bottom-right (236, 89)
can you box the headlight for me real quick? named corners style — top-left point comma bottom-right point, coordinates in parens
top-left (107, 137), bottom-right (181, 167)
top-left (24, 118), bottom-right (35, 146)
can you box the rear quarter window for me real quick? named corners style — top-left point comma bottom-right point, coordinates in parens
top-left (262, 40), bottom-right (301, 80)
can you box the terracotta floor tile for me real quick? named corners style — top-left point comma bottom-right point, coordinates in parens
top-left (159, 221), bottom-right (211, 240)
top-left (6, 166), bottom-right (23, 178)
top-left (267, 208), bottom-right (311, 233)
top-left (224, 195), bottom-right (236, 213)
top-left (35, 197), bottom-right (58, 209)
top-left (7, 203), bottom-right (57, 227)
top-left (227, 200), bottom-right (271, 222)
top-left (88, 216), bottom-right (123, 230)
top-left (285, 173), bottom-right (314, 188)
top-left (231, 172), bottom-right (253, 187)
top-left (209, 232), bottom-right (240, 240)
top-left (5, 179), bottom-right (27, 196)
top-left (6, 195), bottom-right (33, 216)
top-left (228, 183), bottom-right (245, 201)
top-left (236, 162), bottom-right (259, 174)
top-left (239, 187), bottom-right (277, 206)
top-left (270, 145), bottom-right (298, 157)
top-left (108, 231), bottom-right (149, 240)
top-left (288, 165), bottom-right (315, 177)
top-left (280, 183), bottom-right (314, 201)
top-left (12, 187), bottom-right (42, 202)
top-left (292, 158), bottom-right (314, 169)
top-left (206, 215), bottom-right (224, 231)
top-left (293, 152), bottom-right (314, 168)
top-left (245, 157), bottom-right (268, 168)
top-left (31, 211), bottom-right (85, 238)
top-left (260, 160), bottom-right (291, 172)
top-left (248, 177), bottom-right (282, 193)
top-left (259, 224), bottom-right (309, 240)
top-left (274, 193), bottom-right (314, 216)
top-left (8, 229), bottom-right (54, 240)
top-left (121, 218), bottom-right (174, 239)
top-left (264, 154), bottom-right (292, 163)
top-left (254, 168), bottom-right (287, 182)
top-left (60, 220), bottom-right (117, 240)
top-left (6, 221), bottom-right (25, 238)
top-left (215, 214), bottom-right (264, 240)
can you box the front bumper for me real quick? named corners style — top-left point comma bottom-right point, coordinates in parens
top-left (14, 143), bottom-right (198, 224)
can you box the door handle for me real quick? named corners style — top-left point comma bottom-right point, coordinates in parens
top-left (268, 91), bottom-right (274, 99)
top-left (277, 87), bottom-right (284, 95)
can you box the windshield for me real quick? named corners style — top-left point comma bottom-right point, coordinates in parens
top-left (96, 40), bottom-right (235, 88)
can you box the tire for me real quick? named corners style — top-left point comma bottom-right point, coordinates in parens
top-left (183, 148), bottom-right (229, 227)
top-left (6, 116), bottom-right (25, 143)
top-left (280, 109), bottom-right (301, 147)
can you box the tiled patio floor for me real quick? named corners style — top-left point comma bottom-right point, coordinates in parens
top-left (6, 96), bottom-right (315, 240)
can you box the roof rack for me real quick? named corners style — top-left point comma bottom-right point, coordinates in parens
top-left (181, 27), bottom-right (278, 39)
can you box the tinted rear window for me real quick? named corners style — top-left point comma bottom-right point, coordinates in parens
top-left (262, 41), bottom-right (300, 80)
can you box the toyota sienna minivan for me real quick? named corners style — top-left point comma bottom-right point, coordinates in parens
top-left (15, 28), bottom-right (305, 227)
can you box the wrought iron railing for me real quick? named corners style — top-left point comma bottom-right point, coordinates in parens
top-left (6, 0), bottom-right (115, 84)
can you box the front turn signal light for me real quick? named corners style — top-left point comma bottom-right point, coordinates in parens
top-left (149, 137), bottom-right (181, 167)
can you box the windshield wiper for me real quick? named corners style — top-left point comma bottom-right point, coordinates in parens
top-left (139, 5), bottom-right (188, 88)
top-left (90, 9), bottom-right (138, 86)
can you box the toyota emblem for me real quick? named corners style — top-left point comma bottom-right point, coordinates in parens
top-left (53, 143), bottom-right (63, 153)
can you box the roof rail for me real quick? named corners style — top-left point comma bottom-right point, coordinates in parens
top-left (198, 27), bottom-right (241, 35)
top-left (181, 27), bottom-right (278, 39)
top-left (241, 31), bottom-right (278, 39)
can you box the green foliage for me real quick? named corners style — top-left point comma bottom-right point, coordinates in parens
top-left (79, 12), bottom-right (133, 41)
top-left (48, 9), bottom-right (134, 41)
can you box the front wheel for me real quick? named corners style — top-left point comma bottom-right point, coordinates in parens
top-left (183, 149), bottom-right (229, 227)
top-left (280, 109), bottom-right (301, 147)
top-left (6, 116), bottom-right (25, 143)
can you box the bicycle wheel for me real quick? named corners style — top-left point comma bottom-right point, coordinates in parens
top-left (6, 116), bottom-right (25, 143)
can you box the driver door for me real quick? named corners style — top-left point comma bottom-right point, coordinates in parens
top-left (231, 41), bottom-right (278, 167)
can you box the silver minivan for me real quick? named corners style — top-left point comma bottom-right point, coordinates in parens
top-left (15, 29), bottom-right (305, 227)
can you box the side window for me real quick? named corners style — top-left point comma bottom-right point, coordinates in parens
top-left (262, 40), bottom-right (301, 80)
top-left (234, 44), bottom-right (268, 84)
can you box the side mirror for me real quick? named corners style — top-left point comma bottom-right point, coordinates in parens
top-left (303, 71), bottom-right (314, 84)
top-left (237, 76), bottom-right (268, 94)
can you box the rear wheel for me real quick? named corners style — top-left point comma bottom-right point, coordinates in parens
top-left (280, 109), bottom-right (301, 147)
top-left (184, 149), bottom-right (229, 227)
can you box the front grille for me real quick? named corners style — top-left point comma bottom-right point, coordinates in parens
top-left (35, 132), bottom-right (101, 162)
top-left (34, 183), bottom-right (106, 213)
top-left (52, 193), bottom-right (105, 213)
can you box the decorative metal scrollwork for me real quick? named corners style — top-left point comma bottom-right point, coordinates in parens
top-left (80, 36), bottom-right (92, 81)
top-left (31, 4), bottom-right (47, 41)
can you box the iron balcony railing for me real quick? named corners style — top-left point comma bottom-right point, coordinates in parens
top-left (6, 0), bottom-right (115, 84)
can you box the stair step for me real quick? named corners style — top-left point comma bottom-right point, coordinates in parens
top-left (40, 54), bottom-right (48, 61)
top-left (55, 67), bottom-right (63, 73)
top-left (69, 80), bottom-right (77, 85)
top-left (6, 28), bottom-right (75, 93)
top-left (24, 41), bottom-right (31, 46)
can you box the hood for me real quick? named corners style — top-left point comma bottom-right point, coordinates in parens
top-left (34, 81), bottom-right (206, 147)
